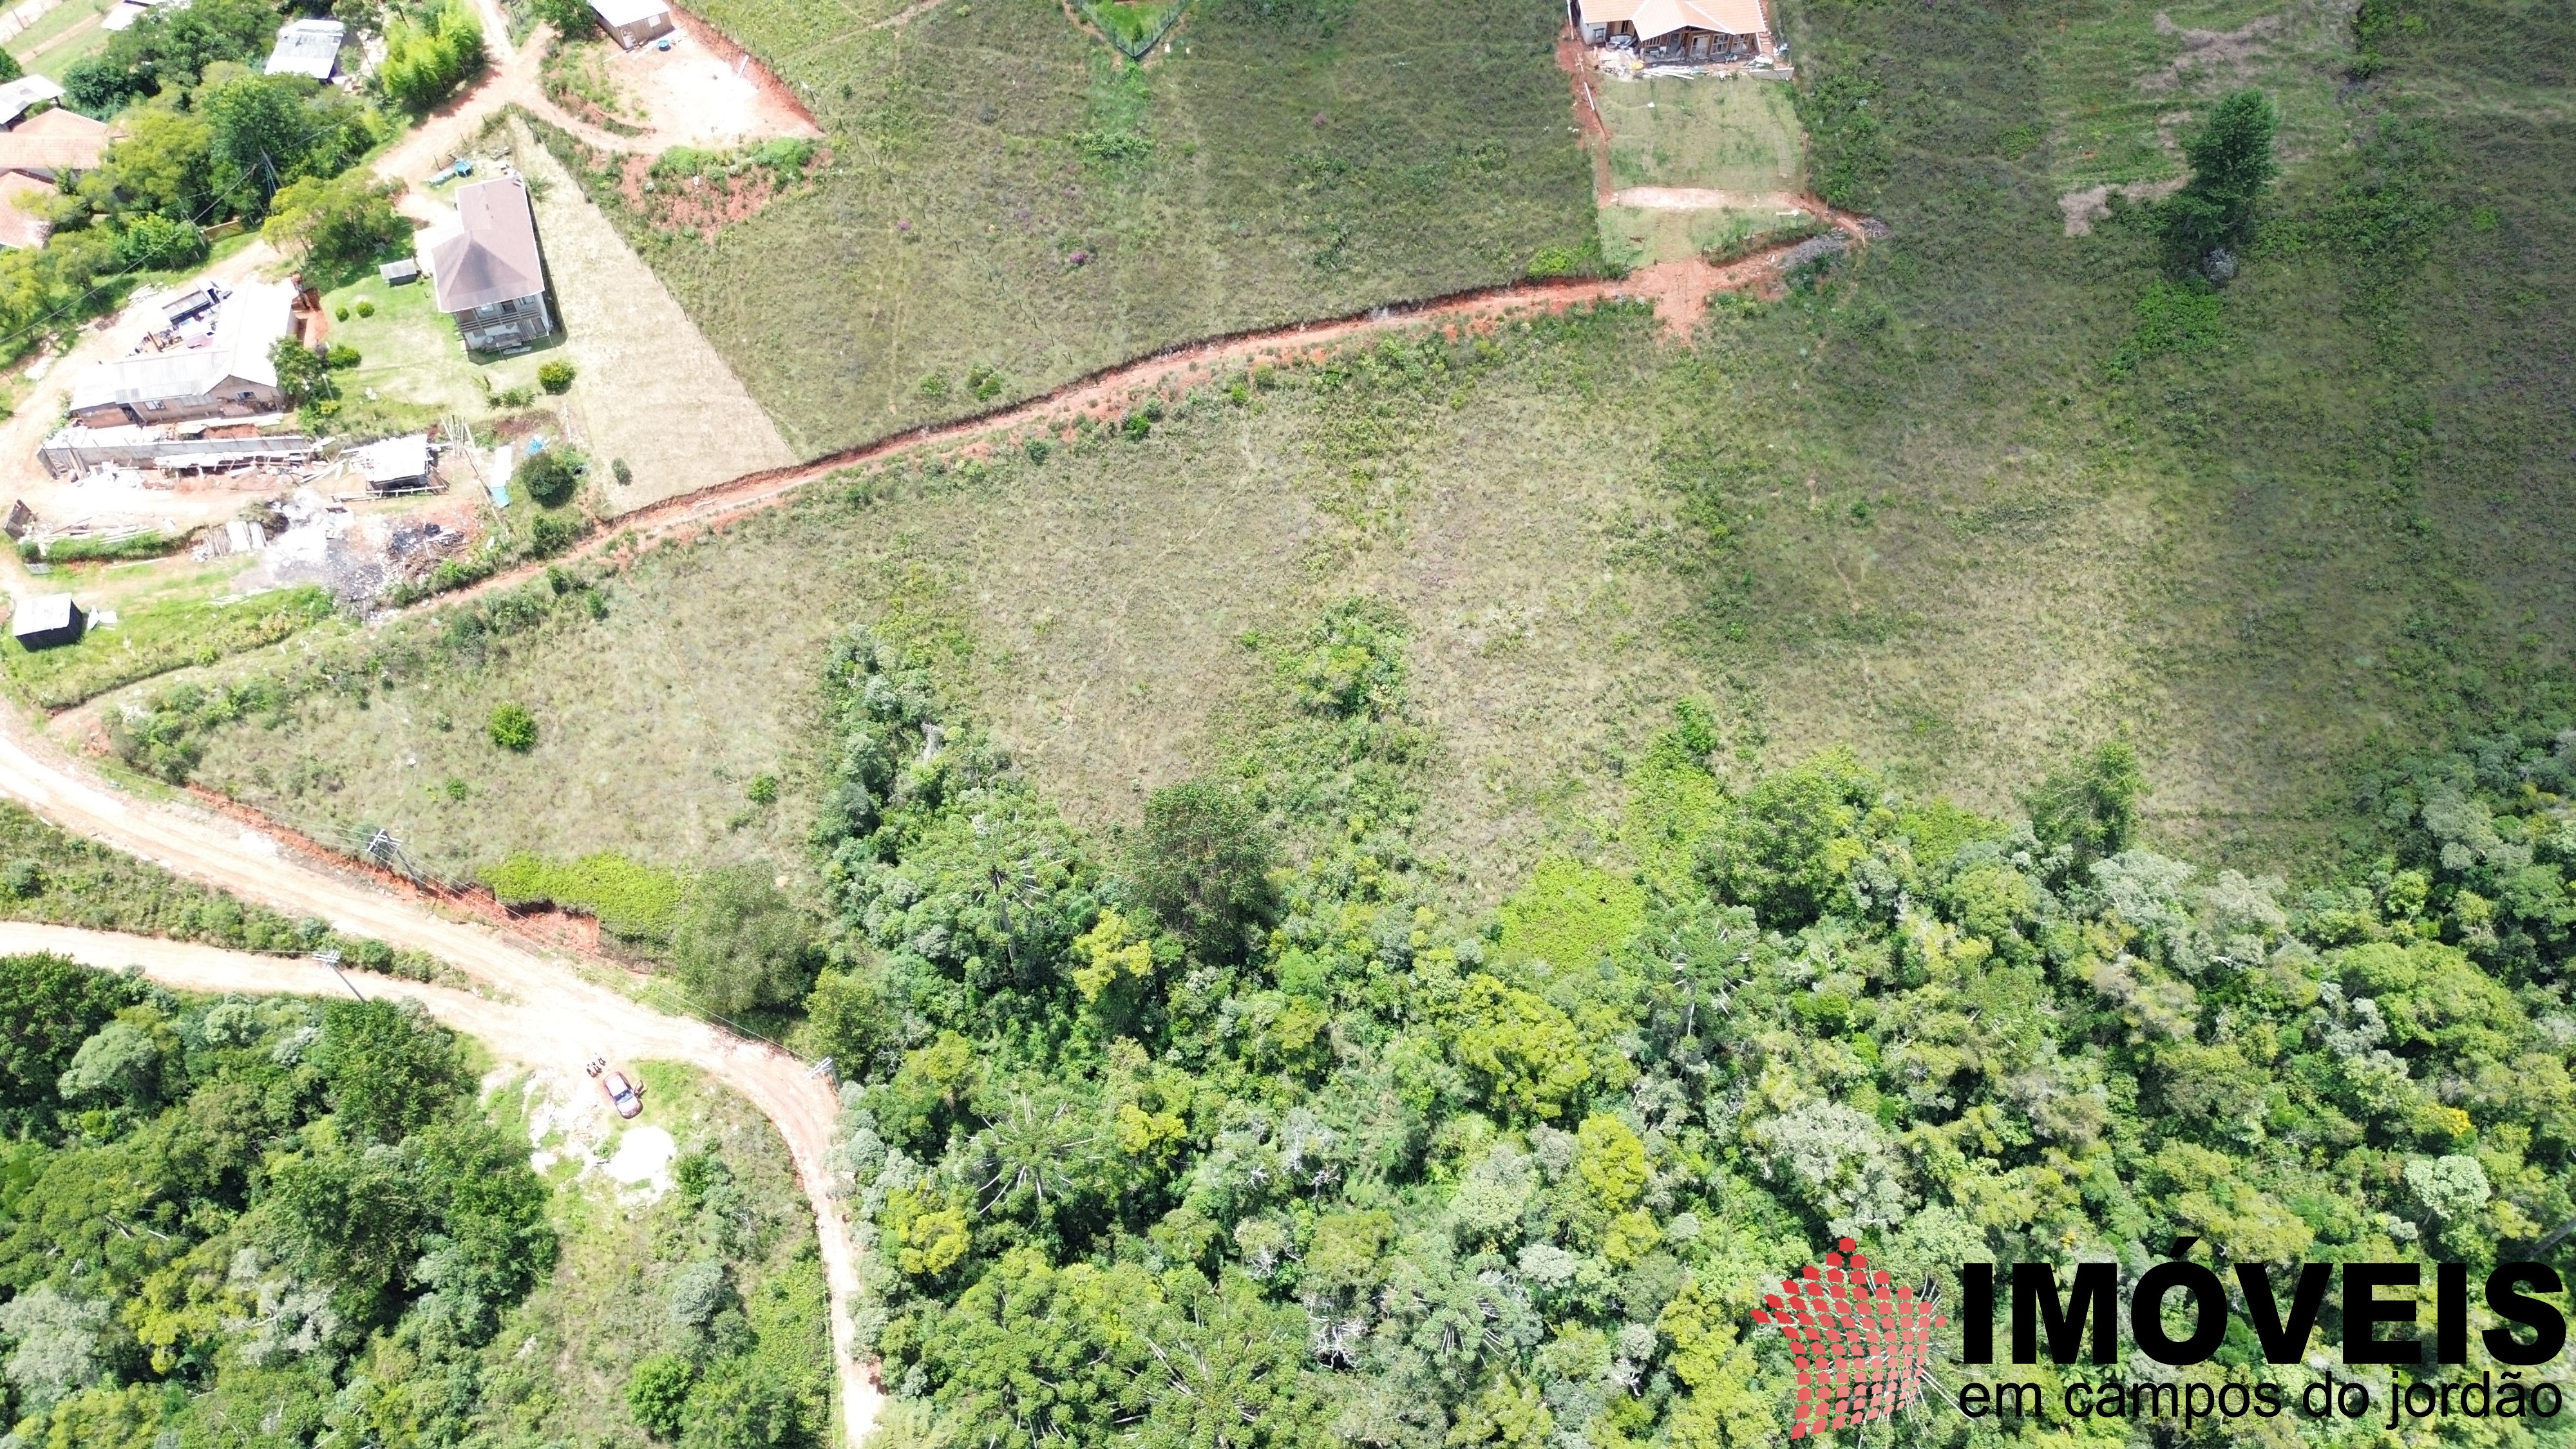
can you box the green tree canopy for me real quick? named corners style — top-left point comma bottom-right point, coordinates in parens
top-left (1128, 779), bottom-right (1275, 963)
top-left (2161, 88), bottom-right (2280, 262)
top-left (260, 172), bottom-right (406, 269)
top-left (672, 866), bottom-right (817, 1016)
top-left (307, 998), bottom-right (469, 1142)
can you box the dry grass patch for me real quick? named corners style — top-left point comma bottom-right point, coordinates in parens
top-left (504, 117), bottom-right (798, 512)
top-left (160, 304), bottom-right (2302, 900)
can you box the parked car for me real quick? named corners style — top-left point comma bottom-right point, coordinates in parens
top-left (587, 1058), bottom-right (644, 1119)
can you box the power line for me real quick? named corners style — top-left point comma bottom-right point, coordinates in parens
top-left (0, 79), bottom-right (432, 355)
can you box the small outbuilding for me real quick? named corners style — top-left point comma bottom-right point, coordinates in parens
top-left (588, 0), bottom-right (674, 50)
top-left (10, 593), bottom-right (86, 650)
top-left (378, 258), bottom-right (421, 285)
top-left (265, 18), bottom-right (346, 80)
top-left (350, 433), bottom-right (433, 494)
top-left (0, 76), bottom-right (64, 131)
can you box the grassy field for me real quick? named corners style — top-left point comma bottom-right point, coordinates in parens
top-left (8, 0), bottom-right (111, 82)
top-left (2032, 0), bottom-right (2360, 193)
top-left (476, 1063), bottom-right (832, 1448)
top-left (507, 118), bottom-right (798, 512)
top-left (1593, 73), bottom-right (1810, 267)
top-left (117, 0), bottom-right (2576, 894)
top-left (1, 571), bottom-right (339, 709)
top-left (549, 0), bottom-right (1598, 455)
top-left (1599, 73), bottom-right (1803, 193)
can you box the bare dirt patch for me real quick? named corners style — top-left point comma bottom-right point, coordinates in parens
top-left (583, 6), bottom-right (822, 151)
top-left (611, 146), bottom-right (831, 239)
top-left (2140, 7), bottom-right (2300, 93)
top-left (2057, 175), bottom-right (2186, 235)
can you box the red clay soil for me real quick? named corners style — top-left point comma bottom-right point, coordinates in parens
top-left (667, 2), bottom-right (820, 133)
top-left (1557, 28), bottom-right (1617, 204)
top-left (71, 227), bottom-right (1873, 696)
top-left (365, 218), bottom-right (1880, 618)
top-left (181, 784), bottom-right (609, 958)
top-left (613, 149), bottom-right (829, 238)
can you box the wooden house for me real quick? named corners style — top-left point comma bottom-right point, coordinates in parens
top-left (1573, 0), bottom-right (1772, 62)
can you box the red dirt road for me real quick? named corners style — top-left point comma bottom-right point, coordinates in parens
top-left (0, 719), bottom-right (883, 1446)
top-left (386, 213), bottom-right (1876, 619)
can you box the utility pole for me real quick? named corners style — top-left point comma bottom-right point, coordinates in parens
top-left (311, 948), bottom-right (365, 1001)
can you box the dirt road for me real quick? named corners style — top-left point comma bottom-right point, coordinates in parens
top-left (0, 721), bottom-right (882, 1445)
top-left (377, 208), bottom-right (1875, 623)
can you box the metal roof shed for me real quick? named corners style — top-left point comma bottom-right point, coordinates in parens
top-left (352, 433), bottom-right (433, 493)
top-left (0, 76), bottom-right (65, 130)
top-left (264, 19), bottom-right (346, 79)
top-left (10, 593), bottom-right (85, 650)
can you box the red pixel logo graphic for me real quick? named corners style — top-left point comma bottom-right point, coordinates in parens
top-left (1749, 1237), bottom-right (1944, 1439)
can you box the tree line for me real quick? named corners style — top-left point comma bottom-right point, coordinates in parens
top-left (789, 614), bottom-right (2575, 1449)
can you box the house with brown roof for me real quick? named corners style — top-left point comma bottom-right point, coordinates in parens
top-left (0, 106), bottom-right (115, 182)
top-left (426, 178), bottom-right (554, 354)
top-left (1573, 0), bottom-right (1771, 62)
top-left (0, 173), bottom-right (53, 251)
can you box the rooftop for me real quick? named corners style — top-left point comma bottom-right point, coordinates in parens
top-left (590, 0), bottom-right (672, 25)
top-left (264, 18), bottom-right (346, 79)
top-left (1580, 0), bottom-right (1766, 39)
top-left (352, 433), bottom-right (432, 485)
top-left (0, 108), bottom-right (113, 176)
top-left (0, 75), bottom-right (66, 130)
top-left (0, 172), bottom-right (52, 250)
top-left (10, 593), bottom-right (78, 638)
top-left (67, 280), bottom-right (301, 413)
top-left (428, 178), bottom-right (546, 315)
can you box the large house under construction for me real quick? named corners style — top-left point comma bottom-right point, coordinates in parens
top-left (1572, 0), bottom-right (1772, 63)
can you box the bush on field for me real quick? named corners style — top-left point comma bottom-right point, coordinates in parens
top-left (488, 703), bottom-right (536, 752)
top-left (515, 448), bottom-right (583, 507)
top-left (480, 851), bottom-right (683, 940)
top-left (112, 214), bottom-right (207, 271)
top-left (380, 0), bottom-right (485, 111)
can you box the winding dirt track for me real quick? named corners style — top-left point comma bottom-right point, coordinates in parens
top-left (0, 722), bottom-right (882, 1446)
top-left (0, 18), bottom-right (1877, 1443)
top-left (396, 207), bottom-right (1873, 618)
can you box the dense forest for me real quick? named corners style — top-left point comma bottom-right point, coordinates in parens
top-left (808, 610), bottom-right (2575, 1448)
top-left (0, 964), bottom-right (553, 1445)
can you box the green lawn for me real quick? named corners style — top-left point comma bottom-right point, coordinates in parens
top-left (3, 574), bottom-right (339, 710)
top-left (545, 0), bottom-right (1598, 455)
top-left (319, 260), bottom-right (566, 429)
top-left (9, 0), bottom-right (111, 81)
top-left (1598, 73), bottom-right (1804, 193)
